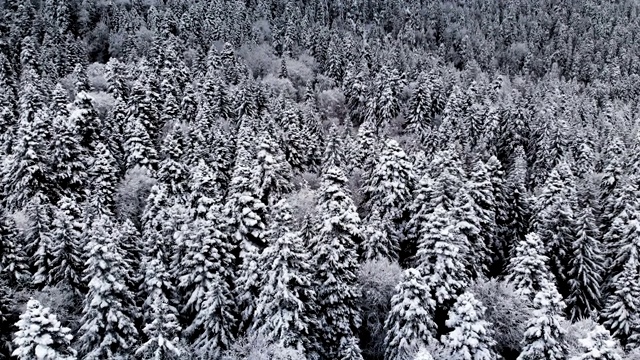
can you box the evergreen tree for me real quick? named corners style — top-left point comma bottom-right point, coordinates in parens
top-left (25, 197), bottom-right (54, 288)
top-left (360, 209), bottom-right (398, 262)
top-left (506, 233), bottom-right (552, 302)
top-left (567, 206), bottom-right (604, 321)
top-left (450, 186), bottom-right (489, 279)
top-left (137, 258), bottom-right (184, 360)
top-left (517, 282), bottom-right (568, 360)
top-left (338, 336), bottom-right (365, 360)
top-left (252, 199), bottom-right (316, 352)
top-left (70, 91), bottom-right (101, 152)
top-left (123, 112), bottom-right (158, 173)
top-left (383, 268), bottom-right (437, 360)
top-left (362, 139), bottom-right (415, 228)
top-left (49, 115), bottom-right (87, 204)
top-left (442, 292), bottom-right (498, 360)
top-left (49, 199), bottom-right (83, 295)
top-left (12, 299), bottom-right (76, 360)
top-left (311, 167), bottom-right (362, 357)
top-left (572, 325), bottom-right (623, 360)
top-left (252, 133), bottom-right (293, 207)
top-left (187, 274), bottom-right (236, 359)
top-left (87, 142), bottom-right (119, 216)
top-left (157, 122), bottom-right (189, 200)
top-left (601, 257), bottom-right (640, 347)
top-left (0, 212), bottom-right (29, 286)
top-left (404, 72), bottom-right (432, 138)
top-left (415, 205), bottom-right (469, 307)
top-left (77, 215), bottom-right (138, 359)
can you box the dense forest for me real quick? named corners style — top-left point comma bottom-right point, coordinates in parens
top-left (1, 0), bottom-right (640, 359)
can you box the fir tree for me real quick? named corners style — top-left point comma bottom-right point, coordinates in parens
top-left (12, 299), bottom-right (76, 360)
top-left (252, 133), bottom-right (293, 207)
top-left (49, 115), bottom-right (87, 204)
top-left (567, 206), bottom-right (604, 321)
top-left (383, 268), bottom-right (437, 360)
top-left (77, 215), bottom-right (138, 359)
top-left (572, 325), bottom-right (623, 360)
top-left (49, 199), bottom-right (83, 295)
top-left (601, 257), bottom-right (640, 346)
top-left (311, 167), bottom-right (362, 357)
top-left (517, 282), bottom-right (568, 360)
top-left (360, 209), bottom-right (398, 262)
top-left (252, 199), bottom-right (316, 352)
top-left (338, 336), bottom-right (365, 360)
top-left (157, 122), bottom-right (189, 200)
top-left (442, 292), bottom-right (498, 360)
top-left (506, 233), bottom-right (552, 302)
top-left (25, 197), bottom-right (54, 288)
top-left (0, 212), bottom-right (29, 286)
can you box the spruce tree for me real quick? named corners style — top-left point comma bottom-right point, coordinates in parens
top-left (567, 205), bottom-right (604, 321)
top-left (157, 122), bottom-right (189, 200)
top-left (506, 233), bottom-right (552, 302)
top-left (252, 199), bottom-right (316, 352)
top-left (49, 199), bottom-right (83, 295)
top-left (311, 167), bottom-right (362, 357)
top-left (442, 292), bottom-right (498, 360)
top-left (0, 212), bottom-right (29, 286)
top-left (252, 133), bottom-right (294, 207)
top-left (572, 325), bottom-right (623, 360)
top-left (360, 209), bottom-right (398, 262)
top-left (517, 282), bottom-right (568, 360)
top-left (450, 186), bottom-right (489, 279)
top-left (601, 257), bottom-right (640, 346)
top-left (12, 299), bottom-right (76, 360)
top-left (77, 215), bottom-right (138, 359)
top-left (49, 115), bottom-right (87, 204)
top-left (25, 197), bottom-right (54, 288)
top-left (383, 268), bottom-right (437, 360)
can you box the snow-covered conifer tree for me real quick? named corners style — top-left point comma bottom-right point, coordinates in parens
top-left (442, 292), bottom-right (498, 360)
top-left (12, 299), bottom-right (76, 360)
top-left (383, 268), bottom-right (436, 360)
top-left (571, 325), bottom-right (623, 360)
top-left (506, 233), bottom-right (552, 301)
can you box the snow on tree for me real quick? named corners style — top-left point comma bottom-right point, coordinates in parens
top-left (49, 114), bottom-right (87, 203)
top-left (571, 325), bottom-right (623, 360)
top-left (467, 158), bottom-right (497, 272)
top-left (404, 72), bottom-right (432, 138)
top-left (123, 112), bottom-right (158, 173)
top-left (360, 208), bottom-right (398, 262)
top-left (441, 291), bottom-right (498, 360)
top-left (322, 124), bottom-right (348, 172)
top-left (310, 166), bottom-right (362, 357)
top-left (517, 282), bottom-right (569, 360)
top-left (157, 122), bottom-right (189, 200)
top-left (362, 139), bottom-right (415, 227)
top-left (25, 196), bottom-right (54, 288)
top-left (251, 199), bottom-right (316, 352)
top-left (601, 256), bottom-right (640, 346)
top-left (383, 268), bottom-right (437, 360)
top-left (0, 211), bottom-right (29, 285)
top-left (413, 347), bottom-right (434, 360)
top-left (506, 232), bottom-right (552, 302)
top-left (176, 205), bottom-right (234, 334)
top-left (49, 198), bottom-right (83, 295)
top-left (450, 185), bottom-right (489, 279)
top-left (350, 119), bottom-right (379, 175)
top-left (136, 257), bottom-right (184, 360)
top-left (69, 91), bottom-right (101, 152)
top-left (415, 205), bottom-right (469, 307)
top-left (12, 298), bottom-right (76, 360)
top-left (338, 336), bottom-right (365, 360)
top-left (567, 205), bottom-right (604, 321)
top-left (87, 141), bottom-right (119, 216)
top-left (531, 161), bottom-right (577, 297)
top-left (252, 133), bottom-right (293, 207)
top-left (3, 108), bottom-right (52, 211)
top-left (77, 215), bottom-right (138, 359)
top-left (188, 273), bottom-right (236, 359)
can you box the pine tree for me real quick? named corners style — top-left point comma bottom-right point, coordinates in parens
top-left (0, 212), bottom-right (29, 286)
top-left (87, 142), bottom-right (119, 216)
top-left (442, 292), bottom-right (498, 360)
top-left (572, 325), bottom-right (623, 360)
top-left (383, 268), bottom-right (437, 360)
top-left (506, 233), bottom-right (552, 302)
top-left (404, 72), bottom-right (432, 138)
top-left (360, 209), bottom-right (398, 262)
top-left (601, 257), bottom-right (640, 346)
top-left (25, 197), bottom-right (54, 288)
top-left (517, 282), bottom-right (568, 360)
top-left (187, 274), bottom-right (236, 359)
top-left (137, 258), bottom-right (184, 360)
top-left (252, 199), bottom-right (316, 352)
top-left (415, 205), bottom-right (469, 307)
top-left (450, 186), bottom-right (489, 279)
top-left (49, 115), bottom-right (87, 204)
top-left (123, 112), bottom-right (158, 173)
top-left (70, 91), bottom-right (101, 152)
top-left (77, 215), bottom-right (138, 359)
top-left (49, 199), bottom-right (83, 295)
top-left (362, 139), bottom-right (415, 228)
top-left (252, 133), bottom-right (293, 207)
top-left (338, 336), bottom-right (365, 360)
top-left (12, 299), bottom-right (76, 360)
top-left (311, 167), bottom-right (362, 357)
top-left (567, 206), bottom-right (604, 321)
top-left (157, 122), bottom-right (189, 200)
top-left (176, 206), bottom-right (233, 334)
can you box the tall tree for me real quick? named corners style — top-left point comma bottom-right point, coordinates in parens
top-left (383, 268), bottom-right (437, 360)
